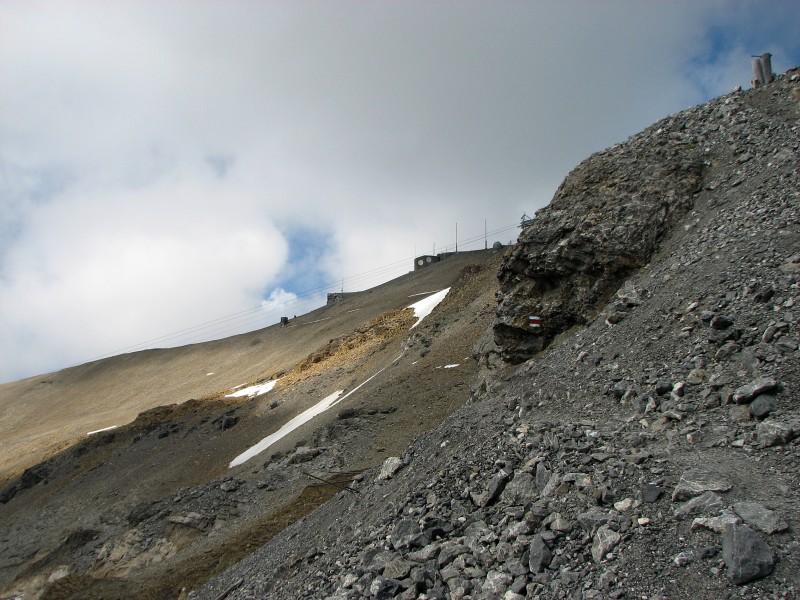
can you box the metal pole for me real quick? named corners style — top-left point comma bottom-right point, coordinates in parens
top-left (485, 220), bottom-right (487, 250)
top-left (455, 222), bottom-right (458, 252)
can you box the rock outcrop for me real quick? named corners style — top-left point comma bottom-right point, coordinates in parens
top-left (493, 127), bottom-right (704, 364)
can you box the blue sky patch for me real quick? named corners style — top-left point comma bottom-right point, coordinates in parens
top-left (267, 224), bottom-right (336, 300)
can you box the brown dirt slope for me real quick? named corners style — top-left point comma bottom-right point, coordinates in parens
top-left (0, 249), bottom-right (496, 485)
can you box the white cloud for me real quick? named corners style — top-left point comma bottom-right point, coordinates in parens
top-left (0, 1), bottom-right (798, 382)
top-left (0, 178), bottom-right (288, 373)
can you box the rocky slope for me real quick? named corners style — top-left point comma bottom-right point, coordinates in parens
top-left (192, 67), bottom-right (800, 599)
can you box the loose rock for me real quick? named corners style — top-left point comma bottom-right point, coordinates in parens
top-left (671, 470), bottom-right (732, 502)
top-left (722, 524), bottom-right (776, 585)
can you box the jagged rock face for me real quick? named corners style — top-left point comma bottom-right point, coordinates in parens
top-left (494, 135), bottom-right (704, 363)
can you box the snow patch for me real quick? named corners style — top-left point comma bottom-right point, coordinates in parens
top-left (87, 425), bottom-right (118, 436)
top-left (229, 390), bottom-right (343, 467)
top-left (225, 380), bottom-right (278, 398)
top-left (408, 288), bottom-right (450, 328)
top-left (229, 369), bottom-right (387, 468)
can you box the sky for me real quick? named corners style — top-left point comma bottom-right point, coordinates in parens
top-left (1, 1), bottom-right (799, 384)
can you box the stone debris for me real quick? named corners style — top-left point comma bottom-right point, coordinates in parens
top-left (527, 534), bottom-right (552, 573)
top-left (640, 483), bottom-right (663, 503)
top-left (748, 394), bottom-right (776, 419)
top-left (591, 526), bottom-right (622, 563)
top-left (191, 65), bottom-right (800, 600)
top-left (691, 510), bottom-right (741, 533)
top-left (287, 446), bottom-right (323, 464)
top-left (756, 420), bottom-right (799, 447)
top-left (674, 491), bottom-right (725, 519)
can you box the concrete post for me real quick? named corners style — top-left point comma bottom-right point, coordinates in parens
top-left (752, 58), bottom-right (766, 87)
top-left (760, 52), bottom-right (774, 83)
top-left (751, 53), bottom-right (774, 88)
